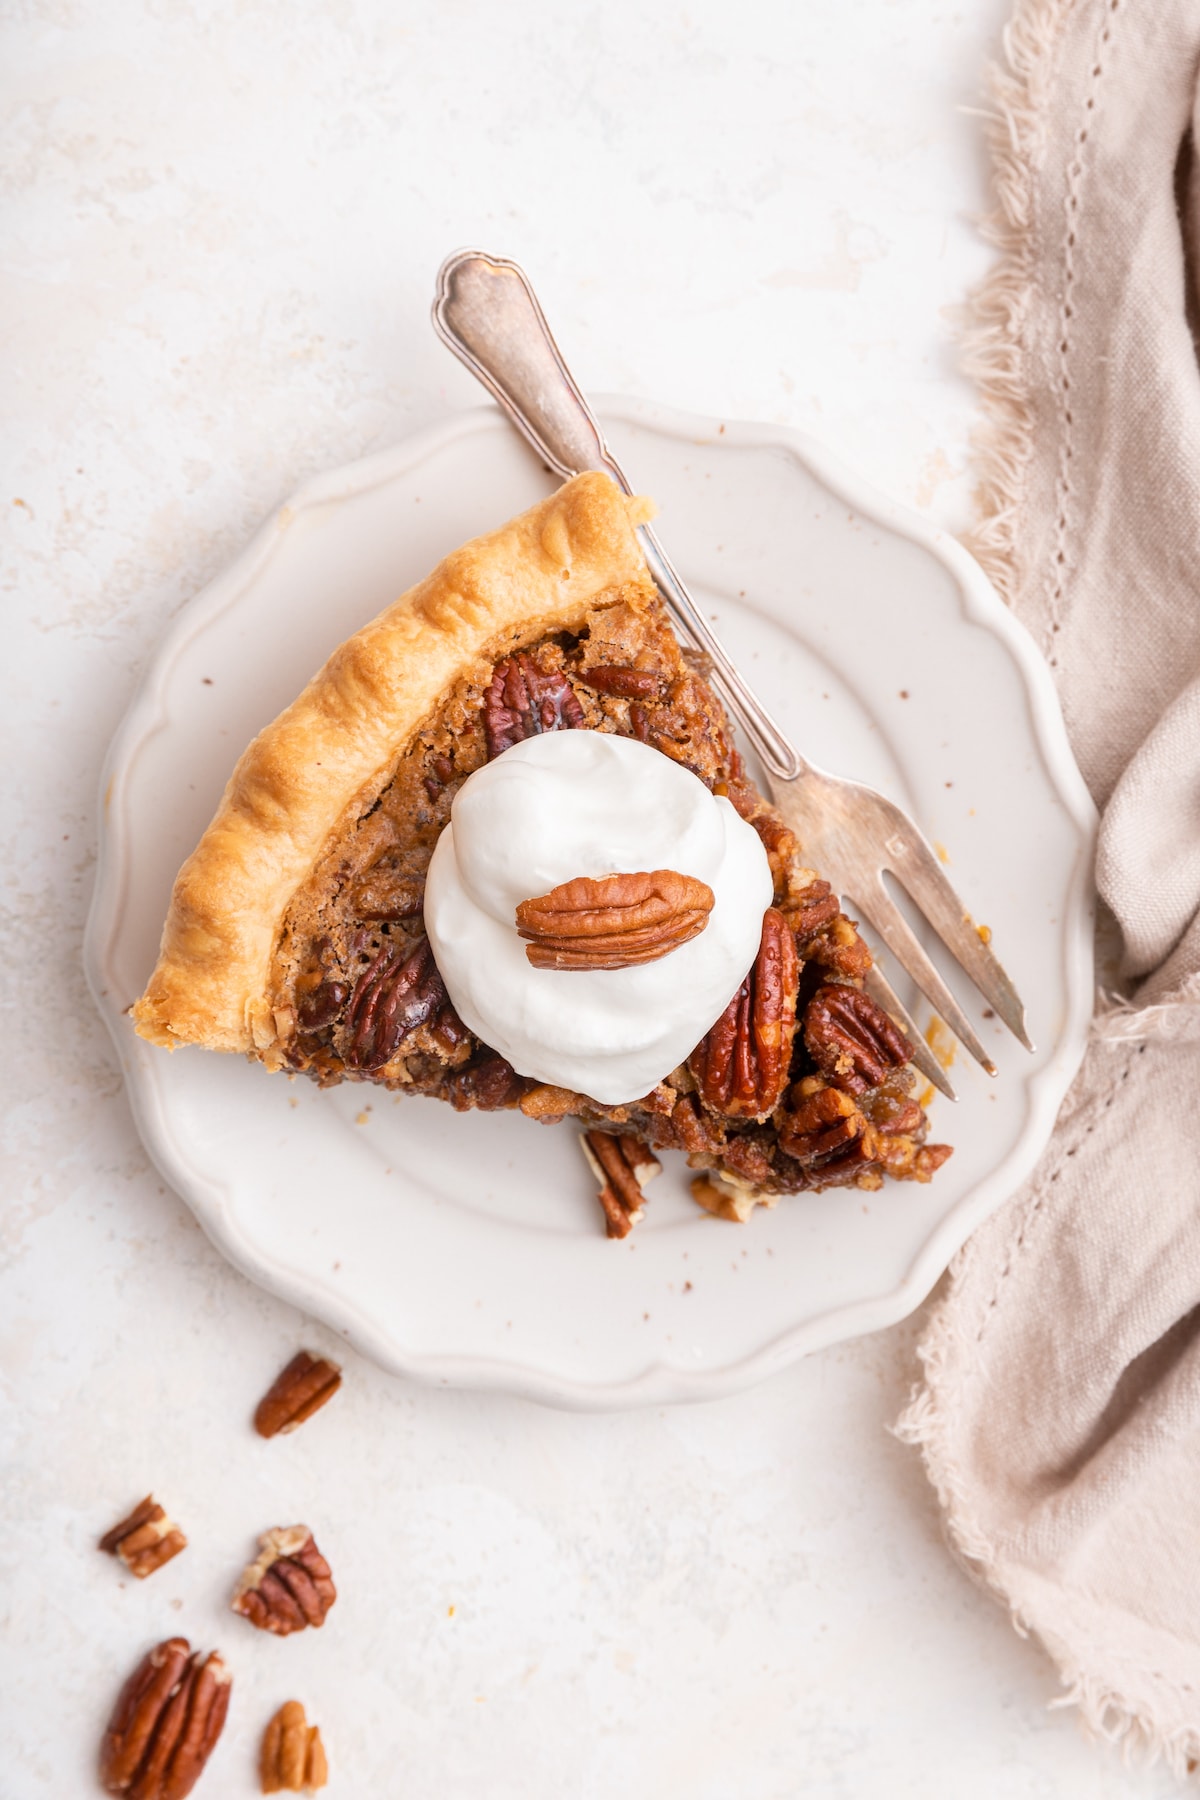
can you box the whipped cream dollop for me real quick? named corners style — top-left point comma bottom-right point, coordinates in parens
top-left (424, 732), bottom-right (773, 1105)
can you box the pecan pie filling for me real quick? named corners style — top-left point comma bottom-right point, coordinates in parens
top-left (269, 582), bottom-right (951, 1213)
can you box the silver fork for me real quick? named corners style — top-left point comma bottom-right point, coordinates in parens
top-left (432, 250), bottom-right (1032, 1102)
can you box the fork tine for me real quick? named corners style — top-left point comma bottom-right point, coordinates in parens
top-left (883, 839), bottom-right (1034, 1050)
top-left (863, 963), bottom-right (957, 1102)
top-left (851, 877), bottom-right (998, 1076)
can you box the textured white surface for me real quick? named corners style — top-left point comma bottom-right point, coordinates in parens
top-left (0, 2), bottom-right (1177, 1795)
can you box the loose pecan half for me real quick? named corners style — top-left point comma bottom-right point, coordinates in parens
top-left (344, 935), bottom-right (449, 1071)
top-left (254, 1352), bottom-right (342, 1440)
top-left (100, 1637), bottom-right (231, 1800)
top-left (580, 1130), bottom-right (661, 1238)
top-left (99, 1495), bottom-right (188, 1580)
top-left (484, 653), bottom-right (584, 758)
top-left (689, 909), bottom-right (799, 1120)
top-left (261, 1701), bottom-right (328, 1794)
top-left (232, 1527), bottom-right (336, 1636)
top-left (803, 983), bottom-right (911, 1096)
top-left (516, 870), bottom-right (714, 971)
top-left (777, 1078), bottom-right (867, 1168)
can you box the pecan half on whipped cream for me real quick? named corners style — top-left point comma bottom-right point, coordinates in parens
top-left (516, 868), bottom-right (714, 972)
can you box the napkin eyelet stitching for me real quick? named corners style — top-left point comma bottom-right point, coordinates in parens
top-left (975, 1042), bottom-right (1138, 1344)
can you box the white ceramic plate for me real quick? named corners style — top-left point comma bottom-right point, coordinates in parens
top-left (85, 400), bottom-right (1095, 1408)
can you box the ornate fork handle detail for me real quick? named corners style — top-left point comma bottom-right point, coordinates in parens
top-left (431, 250), bottom-right (803, 781)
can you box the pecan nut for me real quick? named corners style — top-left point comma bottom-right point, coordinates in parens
top-left (516, 870), bottom-right (714, 971)
top-left (580, 1130), bottom-right (661, 1238)
top-left (484, 653), bottom-right (584, 758)
top-left (261, 1701), bottom-right (328, 1794)
top-left (232, 1527), bottom-right (336, 1635)
top-left (100, 1637), bottom-right (231, 1800)
top-left (294, 977), bottom-right (348, 1035)
top-left (783, 879), bottom-right (872, 979)
top-left (689, 1174), bottom-right (760, 1224)
top-left (782, 877), bottom-right (841, 941)
top-left (689, 908), bottom-right (799, 1119)
top-left (874, 1135), bottom-right (954, 1182)
top-left (778, 1078), bottom-right (868, 1168)
top-left (350, 866), bottom-right (426, 921)
top-left (254, 1352), bottom-right (342, 1439)
top-left (99, 1495), bottom-right (188, 1579)
top-left (343, 935), bottom-right (451, 1071)
top-left (444, 1049), bottom-right (528, 1111)
top-left (582, 663), bottom-right (662, 699)
top-left (803, 983), bottom-right (911, 1096)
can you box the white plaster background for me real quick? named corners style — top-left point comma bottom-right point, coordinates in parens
top-left (0, 2), bottom-right (1178, 1796)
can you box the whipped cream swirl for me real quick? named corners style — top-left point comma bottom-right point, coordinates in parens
top-left (424, 731), bottom-right (773, 1104)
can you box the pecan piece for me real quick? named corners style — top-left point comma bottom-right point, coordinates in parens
top-left (689, 909), bottom-right (799, 1120)
top-left (261, 1701), bottom-right (328, 1794)
top-left (520, 1083), bottom-right (588, 1121)
top-left (874, 1136), bottom-right (954, 1182)
top-left (344, 935), bottom-right (447, 1071)
top-left (690, 1174), bottom-right (760, 1223)
top-left (232, 1527), bottom-right (336, 1635)
top-left (583, 663), bottom-right (663, 699)
top-left (517, 870), bottom-right (714, 971)
top-left (803, 983), bottom-right (911, 1096)
top-left (254, 1352), bottom-right (342, 1439)
top-left (484, 653), bottom-right (584, 758)
top-left (665, 1090), bottom-right (728, 1155)
top-left (719, 1132), bottom-right (775, 1189)
top-left (580, 1130), bottom-right (661, 1238)
top-left (99, 1495), bottom-right (188, 1579)
top-left (777, 1078), bottom-right (867, 1168)
top-left (782, 877), bottom-right (841, 942)
top-left (100, 1637), bottom-right (231, 1800)
top-left (444, 1048), bottom-right (528, 1111)
top-left (350, 866), bottom-right (426, 921)
top-left (293, 975), bottom-right (348, 1035)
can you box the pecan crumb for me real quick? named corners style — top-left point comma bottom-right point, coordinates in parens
top-left (100, 1637), bottom-right (231, 1799)
top-left (232, 1527), bottom-right (337, 1635)
top-left (261, 1700), bottom-right (328, 1794)
top-left (254, 1352), bottom-right (342, 1439)
top-left (580, 1131), bottom-right (661, 1238)
top-left (99, 1495), bottom-right (188, 1580)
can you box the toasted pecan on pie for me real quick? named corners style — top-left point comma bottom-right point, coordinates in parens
top-left (133, 473), bottom-right (950, 1222)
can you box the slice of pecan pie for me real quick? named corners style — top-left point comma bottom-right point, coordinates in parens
top-left (134, 472), bottom-right (950, 1230)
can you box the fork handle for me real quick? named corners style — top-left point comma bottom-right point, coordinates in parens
top-left (432, 250), bottom-right (806, 781)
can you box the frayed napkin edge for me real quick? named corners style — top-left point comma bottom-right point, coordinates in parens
top-left (895, 1294), bottom-right (1200, 1778)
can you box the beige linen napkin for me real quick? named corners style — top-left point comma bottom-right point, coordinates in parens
top-left (896, 0), bottom-right (1200, 1771)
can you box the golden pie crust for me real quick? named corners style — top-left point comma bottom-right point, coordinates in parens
top-left (133, 472), bottom-right (656, 1056)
